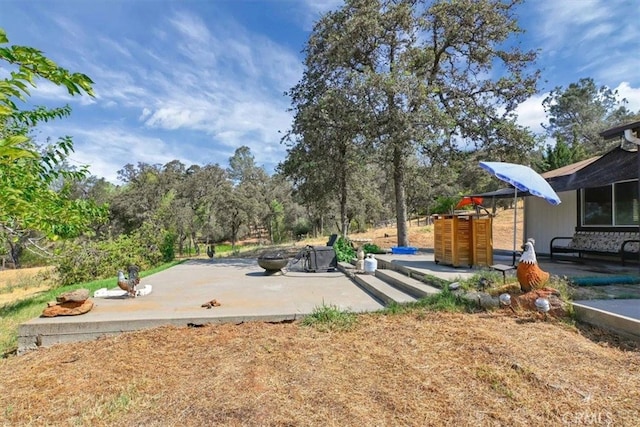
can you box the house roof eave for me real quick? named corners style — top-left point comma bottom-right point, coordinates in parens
top-left (599, 120), bottom-right (640, 140)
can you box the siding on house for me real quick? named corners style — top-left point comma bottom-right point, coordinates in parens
top-left (524, 190), bottom-right (577, 256)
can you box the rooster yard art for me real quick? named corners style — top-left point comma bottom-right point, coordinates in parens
top-left (513, 239), bottom-right (565, 317)
top-left (117, 265), bottom-right (141, 297)
top-left (485, 239), bottom-right (567, 318)
top-left (517, 239), bottom-right (550, 292)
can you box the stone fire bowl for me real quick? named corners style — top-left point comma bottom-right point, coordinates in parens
top-left (257, 253), bottom-right (289, 275)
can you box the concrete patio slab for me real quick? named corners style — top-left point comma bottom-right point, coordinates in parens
top-left (17, 250), bottom-right (640, 353)
top-left (18, 258), bottom-right (385, 352)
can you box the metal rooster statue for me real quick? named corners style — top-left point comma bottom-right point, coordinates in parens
top-left (117, 265), bottom-right (141, 297)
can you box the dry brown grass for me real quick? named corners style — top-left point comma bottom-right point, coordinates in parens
top-left (0, 266), bottom-right (53, 306)
top-left (4, 207), bottom-right (640, 425)
top-left (1, 313), bottom-right (639, 425)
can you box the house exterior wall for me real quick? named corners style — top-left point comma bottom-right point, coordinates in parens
top-left (524, 190), bottom-right (577, 256)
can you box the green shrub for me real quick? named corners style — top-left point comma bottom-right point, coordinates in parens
top-left (415, 288), bottom-right (478, 312)
top-left (333, 236), bottom-right (355, 262)
top-left (292, 219), bottom-right (312, 239)
top-left (214, 244), bottom-right (233, 254)
top-left (421, 273), bottom-right (451, 289)
top-left (432, 195), bottom-right (458, 214)
top-left (55, 231), bottom-right (164, 286)
top-left (363, 243), bottom-right (385, 254)
top-left (458, 270), bottom-right (503, 291)
top-left (160, 231), bottom-right (176, 262)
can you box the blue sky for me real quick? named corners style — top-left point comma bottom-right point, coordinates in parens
top-left (1, 0), bottom-right (639, 183)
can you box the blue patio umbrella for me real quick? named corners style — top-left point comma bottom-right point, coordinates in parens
top-left (479, 161), bottom-right (561, 264)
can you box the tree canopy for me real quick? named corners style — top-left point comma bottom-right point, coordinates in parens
top-left (542, 77), bottom-right (638, 158)
top-left (0, 28), bottom-right (105, 265)
top-left (282, 0), bottom-right (539, 246)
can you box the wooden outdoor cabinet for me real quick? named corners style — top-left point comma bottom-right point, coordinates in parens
top-left (471, 216), bottom-right (493, 267)
top-left (433, 214), bottom-right (493, 267)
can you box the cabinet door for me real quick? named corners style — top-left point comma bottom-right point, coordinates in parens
top-left (434, 219), bottom-right (444, 262)
top-left (454, 217), bottom-right (471, 267)
top-left (472, 217), bottom-right (493, 266)
top-left (434, 218), bottom-right (454, 264)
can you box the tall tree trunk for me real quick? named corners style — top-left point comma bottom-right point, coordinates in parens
top-left (191, 232), bottom-right (200, 255)
top-left (178, 233), bottom-right (185, 256)
top-left (339, 163), bottom-right (349, 238)
top-left (393, 144), bottom-right (409, 247)
top-left (231, 222), bottom-right (239, 249)
top-left (8, 240), bottom-right (22, 268)
top-left (231, 228), bottom-right (237, 249)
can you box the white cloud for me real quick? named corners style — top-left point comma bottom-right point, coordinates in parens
top-left (301, 0), bottom-right (344, 15)
top-left (169, 10), bottom-right (212, 42)
top-left (515, 93), bottom-right (548, 135)
top-left (615, 82), bottom-right (640, 113)
top-left (65, 126), bottom-right (201, 183)
top-left (581, 22), bottom-right (615, 41)
top-left (51, 15), bottom-right (86, 42)
top-left (109, 9), bottom-right (301, 169)
top-left (20, 5), bottom-right (303, 182)
top-left (143, 101), bottom-right (217, 131)
top-left (296, 0), bottom-right (345, 29)
top-left (534, 0), bottom-right (611, 46)
top-left (98, 36), bottom-right (133, 60)
top-left (596, 56), bottom-right (640, 90)
top-left (528, 0), bottom-right (640, 90)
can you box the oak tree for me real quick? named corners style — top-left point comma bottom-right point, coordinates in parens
top-left (285, 0), bottom-right (538, 246)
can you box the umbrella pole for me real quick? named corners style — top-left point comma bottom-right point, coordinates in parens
top-left (512, 188), bottom-right (518, 265)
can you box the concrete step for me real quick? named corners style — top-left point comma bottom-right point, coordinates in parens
top-left (374, 269), bottom-right (440, 299)
top-left (337, 262), bottom-right (417, 305)
top-left (352, 273), bottom-right (418, 306)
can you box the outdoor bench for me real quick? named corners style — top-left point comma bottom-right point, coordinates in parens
top-left (550, 231), bottom-right (640, 265)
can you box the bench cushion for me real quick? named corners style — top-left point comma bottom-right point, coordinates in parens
top-left (566, 231), bottom-right (639, 253)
